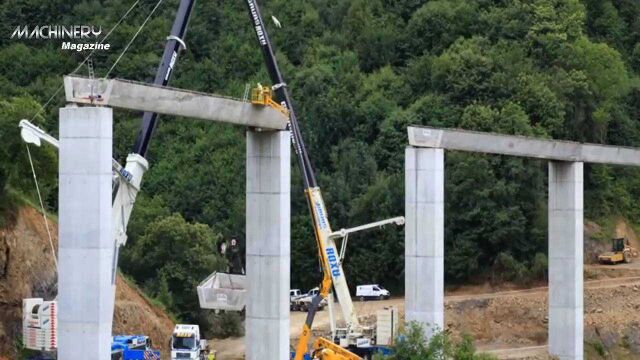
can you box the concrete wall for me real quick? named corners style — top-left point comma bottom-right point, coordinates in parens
top-left (548, 161), bottom-right (583, 360)
top-left (245, 130), bottom-right (291, 359)
top-left (58, 106), bottom-right (114, 359)
top-left (405, 147), bottom-right (444, 337)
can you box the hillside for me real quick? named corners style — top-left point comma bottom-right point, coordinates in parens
top-left (0, 206), bottom-right (174, 359)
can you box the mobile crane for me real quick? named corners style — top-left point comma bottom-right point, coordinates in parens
top-left (112, 0), bottom-right (196, 284)
top-left (19, 0), bottom-right (197, 354)
top-left (243, 2), bottom-right (403, 359)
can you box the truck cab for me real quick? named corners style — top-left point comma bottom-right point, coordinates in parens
top-left (290, 289), bottom-right (303, 300)
top-left (171, 324), bottom-right (205, 360)
top-left (111, 335), bottom-right (160, 360)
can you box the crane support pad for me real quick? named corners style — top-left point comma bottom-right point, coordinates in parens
top-left (408, 125), bottom-right (640, 167)
top-left (63, 75), bottom-right (288, 130)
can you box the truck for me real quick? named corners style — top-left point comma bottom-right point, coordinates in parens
top-left (291, 288), bottom-right (327, 312)
top-left (290, 289), bottom-right (303, 301)
top-left (171, 324), bottom-right (211, 360)
top-left (111, 335), bottom-right (160, 360)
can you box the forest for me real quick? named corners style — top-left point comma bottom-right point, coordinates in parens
top-left (1, 0), bottom-right (639, 329)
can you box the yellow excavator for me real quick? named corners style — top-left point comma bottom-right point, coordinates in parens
top-left (598, 237), bottom-right (639, 264)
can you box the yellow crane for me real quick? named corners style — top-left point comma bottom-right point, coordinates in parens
top-left (245, 1), bottom-right (403, 359)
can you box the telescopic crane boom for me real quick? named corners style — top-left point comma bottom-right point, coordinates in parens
top-left (23, 0), bottom-right (197, 284)
top-left (243, 2), bottom-right (399, 359)
top-left (110, 0), bottom-right (196, 281)
top-left (131, 0), bottom-right (195, 158)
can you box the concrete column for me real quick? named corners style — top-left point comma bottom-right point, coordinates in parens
top-left (548, 161), bottom-right (583, 360)
top-left (405, 147), bottom-right (444, 338)
top-left (58, 106), bottom-right (113, 360)
top-left (246, 130), bottom-right (290, 360)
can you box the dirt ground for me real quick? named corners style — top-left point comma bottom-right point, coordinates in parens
top-left (212, 269), bottom-right (640, 359)
top-left (113, 276), bottom-right (175, 360)
top-left (0, 207), bottom-right (175, 359)
top-left (211, 219), bottom-right (640, 360)
top-left (4, 206), bottom-right (640, 359)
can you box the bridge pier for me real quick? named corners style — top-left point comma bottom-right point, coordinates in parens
top-left (245, 130), bottom-right (291, 360)
top-left (405, 147), bottom-right (444, 338)
top-left (58, 106), bottom-right (114, 360)
top-left (548, 161), bottom-right (583, 360)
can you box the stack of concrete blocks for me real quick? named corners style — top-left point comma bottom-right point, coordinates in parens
top-left (245, 130), bottom-right (291, 360)
top-left (548, 162), bottom-right (583, 360)
top-left (58, 106), bottom-right (114, 359)
top-left (404, 147), bottom-right (444, 338)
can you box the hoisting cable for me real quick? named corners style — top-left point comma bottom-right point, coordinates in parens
top-left (26, 0), bottom-right (143, 122)
top-left (104, 0), bottom-right (165, 78)
top-left (24, 143), bottom-right (57, 269)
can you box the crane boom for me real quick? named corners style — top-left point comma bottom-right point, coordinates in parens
top-left (131, 0), bottom-right (196, 157)
top-left (19, 0), bottom-right (197, 285)
top-left (243, 1), bottom-right (360, 358)
top-left (110, 0), bottom-right (195, 282)
top-left (111, 0), bottom-right (195, 237)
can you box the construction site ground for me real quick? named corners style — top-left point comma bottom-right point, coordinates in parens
top-left (4, 206), bottom-right (640, 359)
top-left (212, 264), bottom-right (640, 360)
top-left (213, 220), bottom-right (640, 359)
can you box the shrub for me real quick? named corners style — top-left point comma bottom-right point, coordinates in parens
top-left (373, 322), bottom-right (496, 360)
top-left (200, 311), bottom-right (244, 339)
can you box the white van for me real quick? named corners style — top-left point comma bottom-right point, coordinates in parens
top-left (356, 284), bottom-right (390, 301)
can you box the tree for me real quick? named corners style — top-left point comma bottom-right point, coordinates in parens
top-left (123, 214), bottom-right (226, 320)
top-left (0, 96), bottom-right (57, 212)
top-left (374, 322), bottom-right (496, 360)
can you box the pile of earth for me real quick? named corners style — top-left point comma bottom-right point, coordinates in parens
top-left (0, 206), bottom-right (174, 359)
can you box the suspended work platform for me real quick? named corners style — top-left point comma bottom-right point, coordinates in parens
top-left (197, 272), bottom-right (247, 312)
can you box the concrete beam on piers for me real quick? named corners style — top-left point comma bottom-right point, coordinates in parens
top-left (245, 130), bottom-right (291, 359)
top-left (58, 106), bottom-right (113, 360)
top-left (408, 126), bottom-right (640, 167)
top-left (405, 147), bottom-right (444, 338)
top-left (63, 75), bottom-right (288, 130)
top-left (548, 161), bottom-right (583, 360)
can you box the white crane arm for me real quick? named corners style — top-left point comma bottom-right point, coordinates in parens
top-left (18, 119), bottom-right (148, 284)
top-left (329, 217), bottom-right (405, 240)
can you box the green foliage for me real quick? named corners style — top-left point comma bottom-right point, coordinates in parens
top-left (199, 311), bottom-right (244, 339)
top-left (0, 96), bottom-right (57, 219)
top-left (373, 322), bottom-right (496, 360)
top-left (3, 0), bottom-right (640, 328)
top-left (122, 213), bottom-right (226, 321)
top-left (586, 339), bottom-right (607, 357)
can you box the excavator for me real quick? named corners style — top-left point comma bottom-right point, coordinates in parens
top-left (243, 1), bottom-right (403, 359)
